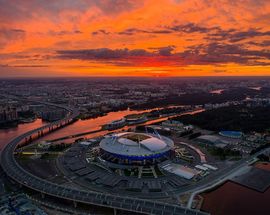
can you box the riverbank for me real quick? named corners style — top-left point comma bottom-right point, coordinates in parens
top-left (201, 162), bottom-right (270, 215)
top-left (201, 181), bottom-right (270, 215)
top-left (0, 106), bottom-right (185, 148)
top-left (0, 119), bottom-right (47, 150)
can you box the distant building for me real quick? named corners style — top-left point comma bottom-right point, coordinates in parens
top-left (41, 109), bottom-right (67, 121)
top-left (161, 163), bottom-right (199, 180)
top-left (29, 104), bottom-right (44, 112)
top-left (102, 118), bottom-right (126, 130)
top-left (196, 135), bottom-right (228, 148)
top-left (0, 106), bottom-right (18, 124)
top-left (125, 114), bottom-right (148, 125)
top-left (219, 131), bottom-right (243, 139)
top-left (162, 120), bottom-right (184, 128)
top-left (99, 132), bottom-right (174, 165)
top-left (0, 193), bottom-right (47, 215)
top-left (38, 141), bottom-right (52, 149)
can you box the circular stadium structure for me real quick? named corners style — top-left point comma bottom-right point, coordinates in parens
top-left (219, 130), bottom-right (243, 139)
top-left (99, 132), bottom-right (174, 165)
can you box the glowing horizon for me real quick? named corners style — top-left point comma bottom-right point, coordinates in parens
top-left (1, 0), bottom-right (270, 77)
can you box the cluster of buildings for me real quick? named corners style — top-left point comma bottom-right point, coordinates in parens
top-left (195, 130), bottom-right (269, 155)
top-left (162, 120), bottom-right (194, 133)
top-left (0, 106), bottom-right (18, 125)
top-left (40, 108), bottom-right (67, 122)
top-left (1, 78), bottom-right (270, 126)
top-left (196, 131), bottom-right (242, 148)
top-left (102, 114), bottom-right (148, 130)
top-left (0, 193), bottom-right (47, 215)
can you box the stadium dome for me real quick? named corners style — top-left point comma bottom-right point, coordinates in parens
top-left (99, 132), bottom-right (174, 165)
top-left (219, 130), bottom-right (243, 139)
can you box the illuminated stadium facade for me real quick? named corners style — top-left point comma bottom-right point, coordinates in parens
top-left (99, 132), bottom-right (174, 165)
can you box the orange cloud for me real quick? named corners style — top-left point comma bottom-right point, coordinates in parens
top-left (0, 0), bottom-right (270, 77)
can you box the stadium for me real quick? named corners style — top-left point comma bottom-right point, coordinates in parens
top-left (219, 130), bottom-right (243, 139)
top-left (99, 132), bottom-right (174, 165)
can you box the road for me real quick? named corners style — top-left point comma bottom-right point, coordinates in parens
top-left (1, 95), bottom-right (268, 214)
top-left (0, 100), bottom-right (208, 215)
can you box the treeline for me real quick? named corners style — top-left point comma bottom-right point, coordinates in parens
top-left (18, 110), bottom-right (35, 118)
top-left (208, 147), bottom-right (241, 160)
top-left (147, 107), bottom-right (186, 118)
top-left (173, 105), bottom-right (270, 132)
top-left (250, 143), bottom-right (269, 155)
top-left (48, 143), bottom-right (69, 151)
top-left (131, 88), bottom-right (256, 109)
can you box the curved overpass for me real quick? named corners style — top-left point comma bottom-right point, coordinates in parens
top-left (0, 104), bottom-right (208, 215)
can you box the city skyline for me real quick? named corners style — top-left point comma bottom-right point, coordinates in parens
top-left (1, 0), bottom-right (270, 77)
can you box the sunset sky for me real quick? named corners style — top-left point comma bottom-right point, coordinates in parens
top-left (1, 0), bottom-right (270, 77)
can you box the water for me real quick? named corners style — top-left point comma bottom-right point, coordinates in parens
top-left (0, 119), bottom-right (46, 149)
top-left (0, 107), bottom-right (181, 147)
top-left (210, 89), bottom-right (224, 94)
top-left (0, 105), bottom-right (203, 147)
top-left (202, 178), bottom-right (270, 215)
top-left (249, 86), bottom-right (261, 91)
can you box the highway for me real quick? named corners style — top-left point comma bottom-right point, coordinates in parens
top-left (0, 102), bottom-right (209, 215)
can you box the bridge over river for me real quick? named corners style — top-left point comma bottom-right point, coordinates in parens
top-left (0, 101), bottom-right (209, 215)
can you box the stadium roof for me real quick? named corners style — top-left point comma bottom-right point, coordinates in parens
top-left (100, 132), bottom-right (174, 157)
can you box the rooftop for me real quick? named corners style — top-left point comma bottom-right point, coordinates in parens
top-left (100, 132), bottom-right (174, 156)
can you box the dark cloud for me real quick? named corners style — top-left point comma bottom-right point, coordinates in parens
top-left (0, 0), bottom-right (142, 23)
top-left (0, 64), bottom-right (8, 67)
top-left (94, 0), bottom-right (142, 14)
top-left (92, 29), bottom-right (111, 35)
top-left (248, 40), bottom-right (270, 47)
top-left (0, 0), bottom-right (89, 22)
top-left (56, 48), bottom-right (153, 60)
top-left (118, 28), bottom-right (173, 35)
top-left (212, 69), bottom-right (227, 73)
top-left (157, 46), bottom-right (175, 56)
top-left (206, 28), bottom-right (270, 42)
top-left (0, 28), bottom-right (25, 38)
top-left (165, 24), bottom-right (270, 44)
top-left (149, 46), bottom-right (176, 56)
top-left (166, 23), bottom-right (216, 33)
top-left (56, 47), bottom-right (181, 67)
top-left (46, 30), bottom-right (82, 37)
top-left (92, 22), bottom-right (270, 52)
top-left (181, 42), bottom-right (270, 65)
top-left (0, 52), bottom-right (53, 62)
top-left (56, 42), bottom-right (270, 67)
top-left (0, 28), bottom-right (26, 48)
top-left (118, 28), bottom-right (147, 35)
top-left (117, 24), bottom-right (270, 49)
top-left (47, 30), bottom-right (82, 37)
top-left (11, 65), bottom-right (49, 68)
top-left (116, 23), bottom-right (227, 37)
top-left (0, 63), bottom-right (49, 68)
top-left (56, 46), bottom-right (178, 61)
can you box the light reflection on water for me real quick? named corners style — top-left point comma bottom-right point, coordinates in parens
top-left (0, 106), bottom-right (186, 148)
top-left (201, 181), bottom-right (270, 215)
top-left (0, 119), bottom-right (46, 149)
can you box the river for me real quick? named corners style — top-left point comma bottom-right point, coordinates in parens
top-left (210, 89), bottom-right (224, 94)
top-left (4, 106), bottom-right (268, 215)
top-left (0, 119), bottom-right (47, 150)
top-left (201, 181), bottom-right (270, 215)
top-left (201, 163), bottom-right (270, 215)
top-left (0, 106), bottom-right (190, 148)
top-left (34, 108), bottom-right (203, 144)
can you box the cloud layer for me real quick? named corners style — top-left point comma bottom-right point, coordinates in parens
top-left (0, 0), bottom-right (270, 76)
